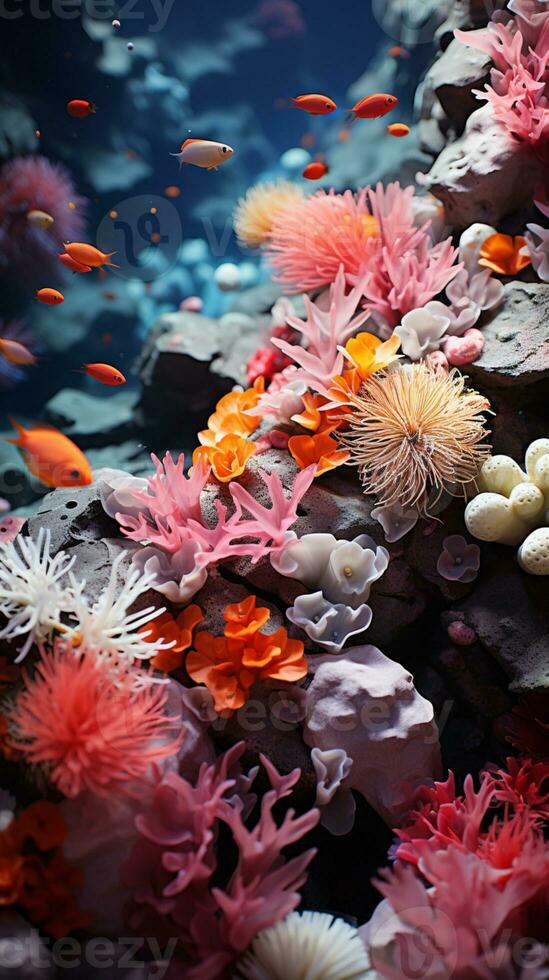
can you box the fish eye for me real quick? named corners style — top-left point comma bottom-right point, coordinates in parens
top-left (222, 146), bottom-right (227, 153)
top-left (70, 468), bottom-right (80, 479)
top-left (325, 102), bottom-right (331, 108)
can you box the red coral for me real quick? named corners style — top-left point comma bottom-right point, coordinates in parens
top-left (0, 156), bottom-right (86, 283)
top-left (122, 743), bottom-right (319, 978)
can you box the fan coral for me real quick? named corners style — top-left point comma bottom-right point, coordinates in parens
top-left (0, 156), bottom-right (86, 282)
top-left (7, 642), bottom-right (182, 798)
top-left (265, 183), bottom-right (460, 328)
top-left (0, 799), bottom-right (90, 937)
top-left (101, 453), bottom-right (315, 602)
top-left (186, 596), bottom-right (308, 713)
top-left (62, 550), bottom-right (169, 671)
top-left (234, 181), bottom-right (305, 249)
top-left (122, 742), bottom-right (319, 978)
top-left (0, 528), bottom-right (75, 660)
top-left (237, 911), bottom-right (372, 980)
top-left (340, 365), bottom-right (491, 514)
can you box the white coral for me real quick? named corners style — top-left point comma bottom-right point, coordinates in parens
top-left (237, 911), bottom-right (373, 980)
top-left (394, 306), bottom-right (450, 361)
top-left (0, 529), bottom-right (76, 660)
top-left (272, 533), bottom-right (389, 607)
top-left (63, 550), bottom-right (170, 670)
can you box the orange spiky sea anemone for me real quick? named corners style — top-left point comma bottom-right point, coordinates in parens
top-left (233, 180), bottom-right (305, 249)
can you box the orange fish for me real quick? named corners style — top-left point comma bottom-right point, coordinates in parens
top-left (387, 122), bottom-right (410, 137)
top-left (300, 132), bottom-right (316, 149)
top-left (349, 94), bottom-right (398, 120)
top-left (478, 234), bottom-right (532, 276)
top-left (338, 128), bottom-right (351, 143)
top-left (0, 338), bottom-right (37, 366)
top-left (291, 94), bottom-right (337, 115)
top-left (7, 419), bottom-right (92, 488)
top-left (302, 161), bottom-right (329, 180)
top-left (66, 99), bottom-right (96, 118)
top-left (58, 252), bottom-right (92, 274)
top-left (164, 185), bottom-right (181, 198)
top-left (388, 45), bottom-right (409, 58)
top-left (64, 243), bottom-right (117, 268)
top-left (81, 362), bottom-right (126, 386)
top-left (36, 288), bottom-right (64, 305)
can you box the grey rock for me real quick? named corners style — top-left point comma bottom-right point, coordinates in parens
top-left (26, 479), bottom-right (120, 557)
top-left (469, 282), bottom-right (549, 389)
top-left (458, 549), bottom-right (549, 693)
top-left (0, 439), bottom-right (45, 510)
top-left (425, 37), bottom-right (491, 133)
top-left (228, 281), bottom-right (292, 317)
top-left (420, 106), bottom-right (541, 228)
top-left (44, 388), bottom-right (139, 448)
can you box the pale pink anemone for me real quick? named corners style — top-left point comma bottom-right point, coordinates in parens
top-left (8, 641), bottom-right (183, 798)
top-left (265, 182), bottom-right (461, 329)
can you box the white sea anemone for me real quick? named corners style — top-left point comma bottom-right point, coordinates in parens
top-left (0, 528), bottom-right (75, 660)
top-left (63, 550), bottom-right (170, 672)
top-left (237, 911), bottom-right (373, 980)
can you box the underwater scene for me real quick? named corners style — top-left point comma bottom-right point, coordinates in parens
top-left (1, 0), bottom-right (549, 976)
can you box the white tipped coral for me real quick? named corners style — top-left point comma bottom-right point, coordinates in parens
top-left (237, 911), bottom-right (373, 980)
top-left (63, 550), bottom-right (169, 671)
top-left (0, 529), bottom-right (75, 660)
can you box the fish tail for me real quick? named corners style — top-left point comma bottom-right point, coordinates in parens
top-left (6, 417), bottom-right (27, 445)
top-left (170, 151), bottom-right (184, 168)
top-left (105, 252), bottom-right (120, 269)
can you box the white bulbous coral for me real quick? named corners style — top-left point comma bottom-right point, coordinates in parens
top-left (237, 910), bottom-right (373, 980)
top-left (286, 591), bottom-right (372, 654)
top-left (464, 439), bottom-right (549, 574)
top-left (0, 528), bottom-right (76, 660)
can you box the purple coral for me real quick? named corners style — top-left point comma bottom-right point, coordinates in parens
top-left (437, 534), bottom-right (481, 583)
top-left (0, 156), bottom-right (86, 283)
top-left (122, 743), bottom-right (319, 978)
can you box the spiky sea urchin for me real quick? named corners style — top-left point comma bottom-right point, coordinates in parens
top-left (233, 180), bottom-right (305, 249)
top-left (340, 364), bottom-right (491, 514)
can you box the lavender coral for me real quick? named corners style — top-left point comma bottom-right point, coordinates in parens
top-left (122, 743), bottom-right (319, 978)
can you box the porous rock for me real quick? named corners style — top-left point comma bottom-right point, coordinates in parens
top-left (424, 37), bottom-right (491, 133)
top-left (468, 282), bottom-right (549, 389)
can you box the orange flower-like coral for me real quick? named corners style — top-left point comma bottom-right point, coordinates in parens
top-left (186, 595), bottom-right (307, 713)
top-left (193, 433), bottom-right (257, 483)
top-left (288, 429), bottom-right (350, 477)
top-left (291, 392), bottom-right (339, 433)
top-left (343, 332), bottom-right (401, 380)
top-left (479, 234), bottom-right (532, 276)
top-left (139, 605), bottom-right (203, 672)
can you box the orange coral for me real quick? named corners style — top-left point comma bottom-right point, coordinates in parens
top-left (139, 605), bottom-right (203, 672)
top-left (288, 429), bottom-right (350, 477)
top-left (198, 378), bottom-right (265, 444)
top-left (186, 595), bottom-right (307, 713)
top-left (478, 234), bottom-right (532, 276)
top-left (291, 392), bottom-right (340, 433)
top-left (193, 433), bottom-right (257, 483)
top-left (343, 331), bottom-right (401, 380)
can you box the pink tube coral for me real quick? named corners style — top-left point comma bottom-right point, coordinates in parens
top-left (0, 155), bottom-right (86, 283)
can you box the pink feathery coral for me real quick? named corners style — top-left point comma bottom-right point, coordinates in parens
top-left (123, 742), bottom-right (319, 978)
top-left (7, 641), bottom-right (182, 798)
top-left (0, 155), bottom-right (86, 283)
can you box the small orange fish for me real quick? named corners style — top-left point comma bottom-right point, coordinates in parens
top-left (291, 94), bottom-right (337, 115)
top-left (64, 243), bottom-right (117, 268)
top-left (0, 338), bottom-right (37, 366)
top-left (58, 252), bottom-right (92, 274)
top-left (388, 45), bottom-right (409, 58)
top-left (81, 362), bottom-right (126, 386)
top-left (349, 94), bottom-right (398, 120)
top-left (387, 123), bottom-right (410, 137)
top-left (164, 185), bottom-right (181, 198)
top-left (478, 234), bottom-right (532, 276)
top-left (302, 161), bottom-right (329, 180)
top-left (338, 128), bottom-right (351, 143)
top-left (66, 99), bottom-right (96, 118)
top-left (7, 419), bottom-right (92, 488)
top-left (300, 132), bottom-right (316, 149)
top-left (101, 291), bottom-right (118, 301)
top-left (36, 288), bottom-right (64, 305)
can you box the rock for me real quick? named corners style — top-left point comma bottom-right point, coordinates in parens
top-left (44, 388), bottom-right (139, 449)
top-left (26, 479), bottom-right (120, 557)
top-left (136, 310), bottom-right (261, 434)
top-left (457, 549), bottom-right (549, 693)
top-left (228, 281), bottom-right (289, 317)
top-left (468, 282), bottom-right (549, 389)
top-left (0, 439), bottom-right (45, 510)
top-left (420, 106), bottom-right (541, 228)
top-left (435, 0), bottom-right (502, 47)
top-left (424, 37), bottom-right (491, 133)
top-left (438, 643), bottom-right (512, 718)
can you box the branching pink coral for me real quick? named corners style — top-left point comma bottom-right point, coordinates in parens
top-left (122, 743), bottom-right (319, 978)
top-left (7, 641), bottom-right (183, 798)
top-left (0, 156), bottom-right (86, 282)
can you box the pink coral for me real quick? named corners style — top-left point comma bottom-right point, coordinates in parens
top-left (122, 743), bottom-right (319, 978)
top-left (0, 156), bottom-right (86, 283)
top-left (7, 642), bottom-right (183, 798)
